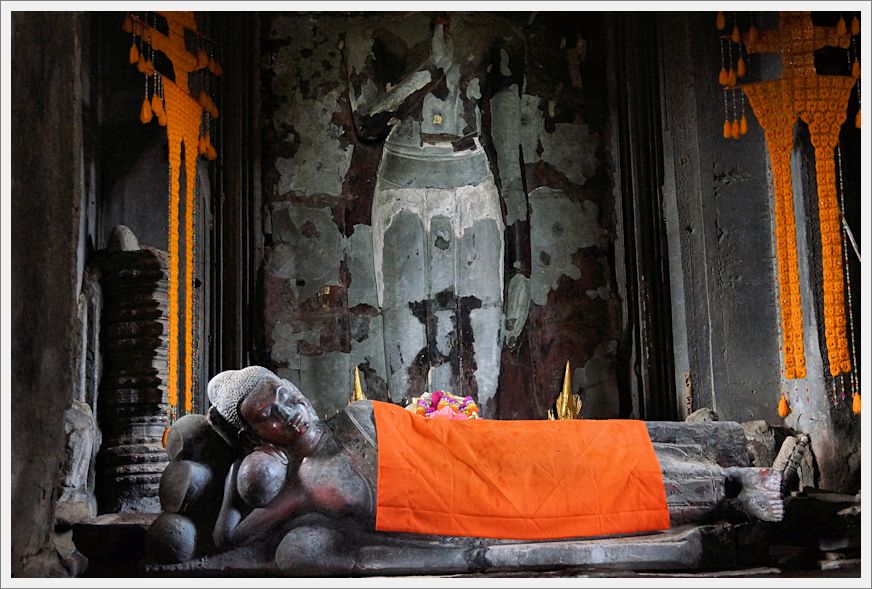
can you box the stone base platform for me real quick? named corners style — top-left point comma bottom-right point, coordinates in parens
top-left (142, 520), bottom-right (752, 577)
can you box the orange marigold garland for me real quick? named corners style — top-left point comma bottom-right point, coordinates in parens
top-left (126, 12), bottom-right (221, 417)
top-left (736, 12), bottom-right (856, 381)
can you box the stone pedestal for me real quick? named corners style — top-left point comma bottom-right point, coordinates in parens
top-left (141, 521), bottom-right (743, 577)
top-left (94, 226), bottom-right (170, 513)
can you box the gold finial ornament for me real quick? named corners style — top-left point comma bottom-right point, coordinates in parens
top-left (351, 366), bottom-right (367, 403)
top-left (548, 361), bottom-right (581, 420)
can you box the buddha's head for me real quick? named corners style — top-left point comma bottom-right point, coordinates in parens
top-left (207, 366), bottom-right (324, 455)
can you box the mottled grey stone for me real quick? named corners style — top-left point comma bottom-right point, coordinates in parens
top-left (270, 322), bottom-right (320, 369)
top-left (457, 218), bottom-right (503, 305)
top-left (741, 420), bottom-right (777, 467)
top-left (483, 525), bottom-right (718, 572)
top-left (470, 306), bottom-right (502, 415)
top-left (267, 204), bottom-right (344, 301)
top-left (540, 123), bottom-right (599, 186)
top-left (519, 94), bottom-right (544, 159)
top-left (433, 310), bottom-right (454, 357)
top-left (56, 400), bottom-right (98, 524)
top-left (428, 216), bottom-right (455, 296)
top-left (428, 362), bottom-right (454, 393)
top-left (346, 224), bottom-right (378, 308)
top-left (490, 85), bottom-right (527, 225)
top-left (350, 315), bottom-right (388, 388)
top-left (272, 91), bottom-right (351, 199)
top-left (380, 210), bottom-right (428, 401)
top-left (530, 187), bottom-right (602, 305)
top-left (687, 407), bottom-right (720, 423)
top-left (300, 352), bottom-right (355, 420)
top-left (645, 421), bottom-right (750, 468)
top-left (107, 224), bottom-right (140, 253)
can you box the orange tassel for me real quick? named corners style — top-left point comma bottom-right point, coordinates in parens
top-left (746, 25), bottom-right (759, 44)
top-left (151, 94), bottom-right (163, 117)
top-left (728, 68), bottom-right (737, 87)
top-left (778, 395), bottom-right (791, 418)
top-left (158, 112), bottom-right (167, 127)
top-left (719, 67), bottom-right (728, 86)
top-left (852, 392), bottom-right (861, 414)
top-left (856, 110), bottom-right (861, 128)
top-left (198, 135), bottom-right (207, 155)
top-left (122, 15), bottom-right (133, 34)
top-left (144, 60), bottom-right (155, 76)
top-left (731, 25), bottom-right (740, 44)
top-left (212, 60), bottom-right (223, 76)
top-left (716, 12), bottom-right (725, 30)
top-left (129, 43), bottom-right (139, 65)
top-left (852, 60), bottom-right (860, 79)
top-left (737, 56), bottom-right (746, 78)
top-left (723, 120), bottom-right (731, 138)
top-left (740, 115), bottom-right (748, 135)
top-left (851, 16), bottom-right (860, 35)
top-left (140, 97), bottom-right (153, 124)
top-left (210, 104), bottom-right (220, 120)
top-left (205, 141), bottom-right (218, 161)
top-left (837, 16), bottom-right (847, 36)
top-left (731, 119), bottom-right (740, 139)
top-left (197, 48), bottom-right (209, 69)
top-left (137, 54), bottom-right (147, 73)
top-left (198, 90), bottom-right (209, 109)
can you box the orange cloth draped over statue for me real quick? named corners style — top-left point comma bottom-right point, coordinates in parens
top-left (373, 401), bottom-right (670, 540)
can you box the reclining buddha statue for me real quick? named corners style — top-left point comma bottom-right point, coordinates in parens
top-left (145, 367), bottom-right (786, 575)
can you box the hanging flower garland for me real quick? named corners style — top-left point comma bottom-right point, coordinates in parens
top-left (123, 12), bottom-right (221, 421)
top-left (718, 12), bottom-right (858, 395)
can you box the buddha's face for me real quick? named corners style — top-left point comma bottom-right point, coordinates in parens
top-left (239, 379), bottom-right (323, 454)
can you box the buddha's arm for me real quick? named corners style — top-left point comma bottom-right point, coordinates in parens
top-left (213, 459), bottom-right (309, 549)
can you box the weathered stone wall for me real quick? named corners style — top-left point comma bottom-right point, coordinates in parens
top-left (660, 12), bottom-right (860, 492)
top-left (260, 12), bottom-right (620, 420)
top-left (11, 12), bottom-right (86, 577)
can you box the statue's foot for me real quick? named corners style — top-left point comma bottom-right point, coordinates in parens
top-left (732, 468), bottom-right (784, 522)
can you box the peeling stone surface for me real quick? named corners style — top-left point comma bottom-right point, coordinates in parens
top-left (529, 187), bottom-right (603, 306)
top-left (272, 91), bottom-right (352, 199)
top-left (540, 123), bottom-right (600, 186)
top-left (267, 204), bottom-right (344, 302)
top-left (262, 13), bottom-right (618, 420)
top-left (346, 224), bottom-right (378, 309)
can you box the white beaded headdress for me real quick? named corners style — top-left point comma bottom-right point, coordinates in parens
top-left (207, 366), bottom-right (276, 431)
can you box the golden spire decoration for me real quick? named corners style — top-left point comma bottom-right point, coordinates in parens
top-left (351, 365), bottom-right (367, 403)
top-left (548, 361), bottom-right (582, 420)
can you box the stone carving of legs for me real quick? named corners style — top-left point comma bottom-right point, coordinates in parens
top-left (656, 444), bottom-right (784, 525)
top-left (379, 208), bottom-right (428, 402)
top-left (275, 517), bottom-right (356, 576)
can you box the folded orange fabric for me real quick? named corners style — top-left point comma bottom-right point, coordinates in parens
top-left (373, 400), bottom-right (669, 540)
